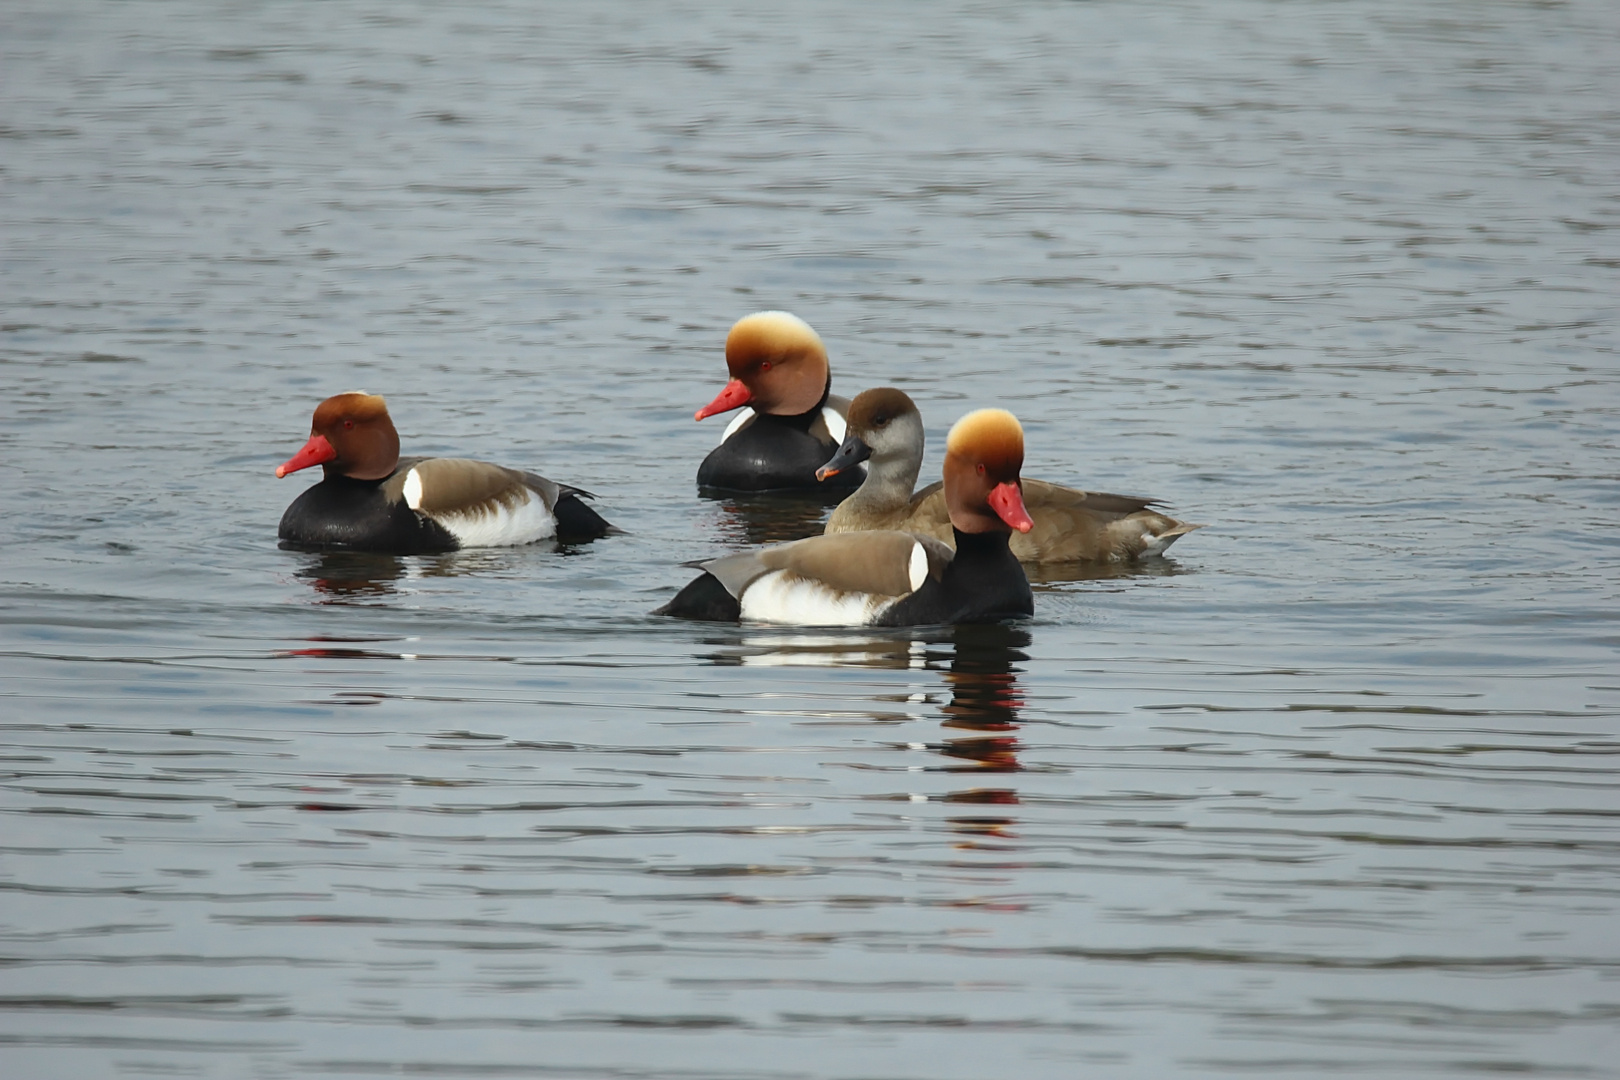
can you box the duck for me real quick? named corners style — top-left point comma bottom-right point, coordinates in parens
top-left (275, 392), bottom-right (614, 553)
top-left (817, 387), bottom-right (1202, 563)
top-left (656, 408), bottom-right (1035, 626)
top-left (693, 311), bottom-right (865, 493)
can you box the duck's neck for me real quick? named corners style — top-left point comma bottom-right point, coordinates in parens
top-left (843, 447), bottom-right (923, 515)
top-left (758, 375), bottom-right (833, 429)
top-left (947, 526), bottom-right (1031, 619)
top-left (950, 526), bottom-right (1015, 564)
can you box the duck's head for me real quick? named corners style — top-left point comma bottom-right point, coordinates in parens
top-left (816, 386), bottom-right (924, 482)
top-left (275, 392), bottom-right (401, 481)
top-left (943, 408), bottom-right (1034, 535)
top-left (695, 311), bottom-right (831, 420)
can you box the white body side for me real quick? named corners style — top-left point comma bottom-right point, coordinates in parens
top-left (738, 571), bottom-right (901, 627)
top-left (403, 467), bottom-right (557, 548)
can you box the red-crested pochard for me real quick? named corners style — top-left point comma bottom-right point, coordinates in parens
top-left (817, 388), bottom-right (1202, 563)
top-left (275, 392), bottom-right (614, 553)
top-left (693, 311), bottom-right (864, 493)
top-left (657, 409), bottom-right (1035, 625)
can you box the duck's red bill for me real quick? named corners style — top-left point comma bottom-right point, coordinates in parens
top-left (694, 378), bottom-right (752, 421)
top-left (276, 433), bottom-right (336, 478)
top-left (987, 481), bottom-right (1034, 533)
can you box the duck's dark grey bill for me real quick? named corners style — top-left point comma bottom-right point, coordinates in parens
top-left (816, 434), bottom-right (873, 481)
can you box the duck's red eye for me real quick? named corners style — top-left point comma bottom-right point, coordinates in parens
top-left (976, 463), bottom-right (986, 475)
top-left (344, 420), bottom-right (354, 429)
top-left (760, 361), bottom-right (772, 372)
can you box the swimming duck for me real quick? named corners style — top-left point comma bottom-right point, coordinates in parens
top-left (693, 311), bottom-right (864, 493)
top-left (817, 388), bottom-right (1202, 563)
top-left (657, 408), bottom-right (1035, 626)
top-left (275, 392), bottom-right (614, 553)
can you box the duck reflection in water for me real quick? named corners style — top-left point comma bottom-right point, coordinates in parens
top-left (290, 546), bottom-right (571, 602)
top-left (698, 490), bottom-right (842, 547)
top-left (700, 623), bottom-right (1031, 845)
top-left (931, 624), bottom-right (1031, 848)
top-left (935, 623), bottom-right (1029, 770)
top-left (704, 630), bottom-right (933, 670)
top-left (292, 549), bottom-right (410, 600)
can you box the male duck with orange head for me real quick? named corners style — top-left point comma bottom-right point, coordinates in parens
top-left (657, 409), bottom-right (1034, 626)
top-left (693, 311), bottom-right (864, 493)
top-left (275, 392), bottom-right (614, 553)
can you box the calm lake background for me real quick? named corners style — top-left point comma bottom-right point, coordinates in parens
top-left (3, 1), bottom-right (1618, 1077)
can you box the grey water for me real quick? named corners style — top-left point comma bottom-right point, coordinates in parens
top-left (3, 1), bottom-right (1619, 1077)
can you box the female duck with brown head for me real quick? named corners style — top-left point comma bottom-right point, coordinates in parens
top-left (693, 311), bottom-right (864, 493)
top-left (275, 392), bottom-right (614, 554)
top-left (818, 387), bottom-right (1202, 563)
top-left (656, 409), bottom-right (1035, 626)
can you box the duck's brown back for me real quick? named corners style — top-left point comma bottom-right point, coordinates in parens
top-left (832, 477), bottom-right (1202, 564)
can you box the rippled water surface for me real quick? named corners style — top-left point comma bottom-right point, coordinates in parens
top-left (4, 1), bottom-right (1619, 1077)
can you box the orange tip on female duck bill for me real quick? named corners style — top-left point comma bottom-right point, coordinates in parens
top-left (814, 431), bottom-right (872, 482)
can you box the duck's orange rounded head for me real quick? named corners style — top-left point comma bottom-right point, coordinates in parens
top-left (943, 408), bottom-right (1033, 535)
top-left (275, 392), bottom-right (401, 482)
top-left (695, 311), bottom-right (831, 420)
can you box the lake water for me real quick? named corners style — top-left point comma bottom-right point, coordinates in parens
top-left (3, 1), bottom-right (1618, 1077)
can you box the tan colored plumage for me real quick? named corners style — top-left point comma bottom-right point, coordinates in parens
top-left (825, 389), bottom-right (1203, 563)
top-left (381, 458), bottom-right (534, 514)
top-left (704, 531), bottom-right (953, 602)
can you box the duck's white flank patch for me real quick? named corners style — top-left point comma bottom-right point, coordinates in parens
top-left (720, 407), bottom-right (755, 443)
top-left (402, 467), bottom-right (425, 510)
top-left (822, 406), bottom-right (846, 444)
top-left (405, 466), bottom-right (556, 547)
top-left (435, 491), bottom-right (557, 547)
top-left (907, 541), bottom-right (928, 592)
top-left (738, 571), bottom-right (897, 627)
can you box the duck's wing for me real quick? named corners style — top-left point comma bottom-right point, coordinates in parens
top-left (1020, 479), bottom-right (1164, 516)
top-left (1017, 478), bottom-right (1203, 562)
top-left (392, 458), bottom-right (531, 514)
top-left (705, 531), bottom-right (944, 598)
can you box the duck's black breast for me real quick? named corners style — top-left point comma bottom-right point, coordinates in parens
top-left (698, 410), bottom-right (865, 493)
top-left (878, 529), bottom-right (1033, 627)
top-left (278, 472), bottom-right (458, 554)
